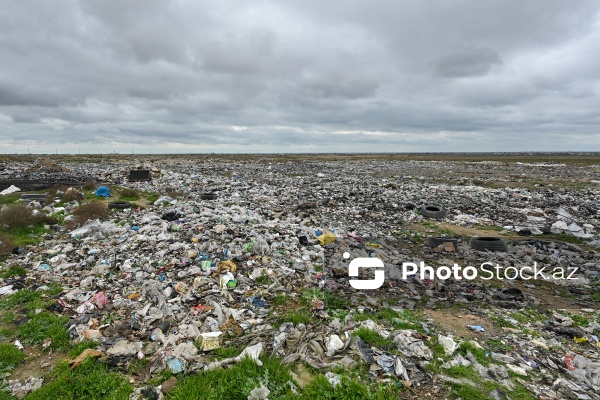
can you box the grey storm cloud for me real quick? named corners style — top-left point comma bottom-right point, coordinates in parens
top-left (0, 0), bottom-right (599, 153)
top-left (434, 47), bottom-right (502, 78)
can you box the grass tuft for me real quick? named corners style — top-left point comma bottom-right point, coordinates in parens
top-left (67, 201), bottom-right (109, 229)
top-left (68, 341), bottom-right (99, 357)
top-left (16, 311), bottom-right (70, 350)
top-left (0, 265), bottom-right (27, 279)
top-left (0, 204), bottom-right (56, 228)
top-left (24, 359), bottom-right (132, 400)
top-left (119, 188), bottom-right (140, 201)
top-left (166, 356), bottom-right (295, 400)
top-left (353, 328), bottom-right (393, 349)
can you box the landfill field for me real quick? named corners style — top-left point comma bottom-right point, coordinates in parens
top-left (0, 153), bottom-right (600, 400)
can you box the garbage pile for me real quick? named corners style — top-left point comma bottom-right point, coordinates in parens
top-left (0, 156), bottom-right (599, 399)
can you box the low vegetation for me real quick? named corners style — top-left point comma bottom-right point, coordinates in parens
top-left (24, 359), bottom-right (132, 400)
top-left (0, 205), bottom-right (55, 229)
top-left (118, 188), bottom-right (140, 201)
top-left (67, 201), bottom-right (109, 229)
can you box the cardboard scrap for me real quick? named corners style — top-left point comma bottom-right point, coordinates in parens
top-left (69, 349), bottom-right (104, 369)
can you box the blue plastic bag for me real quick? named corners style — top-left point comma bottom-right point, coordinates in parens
top-left (95, 186), bottom-right (111, 197)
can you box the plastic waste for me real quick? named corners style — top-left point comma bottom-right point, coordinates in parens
top-left (95, 186), bottom-right (111, 197)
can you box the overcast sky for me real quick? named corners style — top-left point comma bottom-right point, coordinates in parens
top-left (1, 0), bottom-right (599, 153)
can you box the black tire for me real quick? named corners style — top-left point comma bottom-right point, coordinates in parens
top-left (108, 201), bottom-right (131, 210)
top-left (470, 237), bottom-right (507, 252)
top-left (200, 192), bottom-right (217, 200)
top-left (420, 204), bottom-right (445, 218)
top-left (426, 236), bottom-right (459, 248)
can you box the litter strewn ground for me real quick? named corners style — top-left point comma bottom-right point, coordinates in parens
top-left (0, 153), bottom-right (599, 399)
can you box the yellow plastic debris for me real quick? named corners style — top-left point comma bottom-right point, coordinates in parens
top-left (318, 233), bottom-right (337, 245)
top-left (217, 259), bottom-right (237, 273)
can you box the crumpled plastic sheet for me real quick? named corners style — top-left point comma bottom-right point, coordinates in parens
top-left (69, 219), bottom-right (119, 237)
top-left (141, 281), bottom-right (173, 317)
top-left (205, 343), bottom-right (264, 371)
top-left (0, 184), bottom-right (20, 195)
top-left (393, 331), bottom-right (433, 360)
top-left (566, 354), bottom-right (600, 391)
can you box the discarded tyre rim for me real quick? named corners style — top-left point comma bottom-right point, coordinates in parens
top-left (200, 193), bottom-right (217, 200)
top-left (420, 204), bottom-right (446, 218)
top-left (108, 201), bottom-right (132, 210)
top-left (470, 237), bottom-right (507, 252)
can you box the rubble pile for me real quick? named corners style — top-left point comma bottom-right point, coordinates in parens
top-left (0, 156), bottom-right (599, 399)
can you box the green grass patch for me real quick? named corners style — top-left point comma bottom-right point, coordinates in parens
top-left (569, 313), bottom-right (590, 327)
top-left (254, 274), bottom-right (272, 285)
top-left (0, 342), bottom-right (24, 393)
top-left (329, 309), bottom-right (349, 322)
top-left (506, 384), bottom-right (538, 400)
top-left (145, 193), bottom-right (160, 204)
top-left (376, 308), bottom-right (398, 322)
top-left (0, 194), bottom-right (20, 206)
top-left (427, 336), bottom-right (447, 361)
top-left (300, 288), bottom-right (349, 310)
top-left (166, 356), bottom-right (296, 400)
top-left (401, 229), bottom-right (424, 243)
top-left (0, 312), bottom-right (15, 325)
top-left (211, 345), bottom-right (243, 360)
top-left (24, 359), bottom-right (132, 400)
top-left (381, 309), bottom-right (425, 333)
top-left (0, 289), bottom-right (42, 310)
top-left (537, 232), bottom-right (590, 246)
top-left (448, 382), bottom-right (485, 399)
top-left (391, 318), bottom-right (422, 331)
top-left (296, 374), bottom-right (400, 400)
top-left (486, 339), bottom-right (514, 353)
top-left (475, 225), bottom-right (503, 232)
top-left (0, 265), bottom-right (27, 279)
top-left (127, 357), bottom-right (149, 374)
top-left (457, 341), bottom-right (490, 367)
top-left (288, 310), bottom-right (311, 325)
top-left (118, 189), bottom-right (140, 201)
top-left (352, 311), bottom-right (377, 322)
top-left (16, 311), bottom-right (70, 350)
top-left (148, 369), bottom-right (173, 387)
top-left (272, 294), bottom-right (290, 307)
top-left (509, 309), bottom-right (546, 324)
top-left (0, 328), bottom-right (12, 340)
top-left (68, 341), bottom-right (99, 357)
top-left (490, 316), bottom-right (516, 328)
top-left (445, 364), bottom-right (480, 380)
top-left (83, 192), bottom-right (98, 201)
top-left (0, 342), bottom-right (24, 369)
top-left (6, 225), bottom-right (50, 247)
top-left (354, 328), bottom-right (393, 349)
top-left (352, 309), bottom-right (424, 333)
top-left (0, 284), bottom-right (63, 311)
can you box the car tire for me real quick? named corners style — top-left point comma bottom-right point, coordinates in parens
top-left (470, 237), bottom-right (507, 252)
top-left (108, 201), bottom-right (131, 210)
top-left (200, 192), bottom-right (217, 200)
top-left (421, 204), bottom-right (445, 218)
